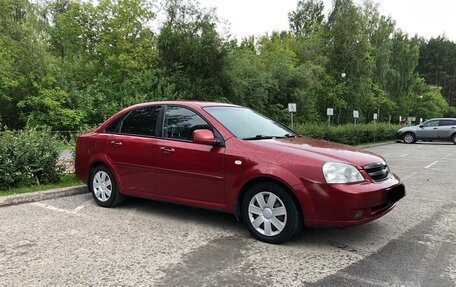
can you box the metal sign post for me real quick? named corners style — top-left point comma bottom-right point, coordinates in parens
top-left (327, 108), bottom-right (334, 126)
top-left (288, 103), bottom-right (296, 129)
top-left (353, 110), bottom-right (359, 124)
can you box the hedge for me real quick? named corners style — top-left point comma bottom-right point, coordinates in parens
top-left (294, 123), bottom-right (400, 146)
top-left (0, 129), bottom-right (62, 190)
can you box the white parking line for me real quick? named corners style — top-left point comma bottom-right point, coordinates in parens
top-left (424, 161), bottom-right (439, 169)
top-left (30, 202), bottom-right (86, 217)
top-left (399, 154), bottom-right (409, 157)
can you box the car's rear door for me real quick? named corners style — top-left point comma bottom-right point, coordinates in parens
top-left (416, 120), bottom-right (439, 139)
top-left (438, 119), bottom-right (456, 140)
top-left (106, 105), bottom-right (162, 195)
top-left (153, 105), bottom-right (225, 204)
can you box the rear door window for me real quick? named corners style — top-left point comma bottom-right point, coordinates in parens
top-left (121, 106), bottom-right (161, 136)
top-left (438, 120), bottom-right (456, 126)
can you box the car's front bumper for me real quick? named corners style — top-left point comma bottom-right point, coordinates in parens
top-left (395, 131), bottom-right (404, 140)
top-left (302, 176), bottom-right (405, 228)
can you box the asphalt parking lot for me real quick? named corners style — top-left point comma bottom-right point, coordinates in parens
top-left (1, 142), bottom-right (455, 287)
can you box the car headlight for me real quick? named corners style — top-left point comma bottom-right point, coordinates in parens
top-left (322, 162), bottom-right (365, 184)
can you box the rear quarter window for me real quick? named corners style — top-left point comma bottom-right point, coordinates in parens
top-left (105, 113), bottom-right (128, 134)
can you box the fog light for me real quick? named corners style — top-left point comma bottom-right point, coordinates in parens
top-left (353, 210), bottom-right (364, 220)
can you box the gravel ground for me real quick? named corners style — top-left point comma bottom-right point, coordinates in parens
top-left (1, 142), bottom-right (455, 287)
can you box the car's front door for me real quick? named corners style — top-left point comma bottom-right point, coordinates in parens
top-left (438, 120), bottom-right (456, 140)
top-left (105, 105), bottom-right (162, 195)
top-left (416, 120), bottom-right (440, 140)
top-left (153, 106), bottom-right (225, 204)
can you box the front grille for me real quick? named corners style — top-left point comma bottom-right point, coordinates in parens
top-left (364, 162), bottom-right (390, 182)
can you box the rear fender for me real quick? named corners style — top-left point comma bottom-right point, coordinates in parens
top-left (87, 154), bottom-right (124, 192)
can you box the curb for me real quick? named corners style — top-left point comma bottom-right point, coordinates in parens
top-left (0, 185), bottom-right (87, 208)
top-left (358, 141), bottom-right (398, 149)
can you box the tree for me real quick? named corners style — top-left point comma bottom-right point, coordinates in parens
top-left (157, 0), bottom-right (229, 102)
top-left (386, 32), bottom-right (420, 117)
top-left (289, 0), bottom-right (325, 36)
top-left (327, 0), bottom-right (374, 123)
top-left (412, 82), bottom-right (448, 120)
top-left (418, 36), bottom-right (456, 107)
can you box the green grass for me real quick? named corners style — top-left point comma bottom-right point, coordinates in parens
top-left (0, 173), bottom-right (83, 196)
top-left (56, 143), bottom-right (75, 152)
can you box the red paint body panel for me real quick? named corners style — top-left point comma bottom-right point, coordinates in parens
top-left (76, 101), bottom-right (404, 228)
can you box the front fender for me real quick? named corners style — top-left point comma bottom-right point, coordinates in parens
top-left (227, 164), bottom-right (316, 222)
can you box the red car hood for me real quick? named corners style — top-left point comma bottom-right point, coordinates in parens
top-left (247, 137), bottom-right (385, 168)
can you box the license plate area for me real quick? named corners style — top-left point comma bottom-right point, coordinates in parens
top-left (386, 184), bottom-right (406, 204)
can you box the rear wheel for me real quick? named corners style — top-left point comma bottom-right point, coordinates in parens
top-left (452, 134), bottom-right (456, 145)
top-left (89, 165), bottom-right (124, 207)
top-left (241, 182), bottom-right (301, 244)
top-left (403, 133), bottom-right (416, 144)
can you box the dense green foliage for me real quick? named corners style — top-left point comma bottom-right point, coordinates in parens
top-left (0, 0), bottom-right (454, 130)
top-left (0, 129), bottom-right (61, 190)
top-left (295, 123), bottom-right (399, 146)
top-left (418, 36), bottom-right (456, 108)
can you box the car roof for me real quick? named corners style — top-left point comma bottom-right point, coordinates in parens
top-left (426, 118), bottom-right (456, 121)
top-left (127, 101), bottom-right (241, 110)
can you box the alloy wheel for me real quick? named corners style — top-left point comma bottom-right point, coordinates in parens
top-left (404, 134), bottom-right (414, 144)
top-left (248, 191), bottom-right (287, 237)
top-left (92, 171), bottom-right (112, 202)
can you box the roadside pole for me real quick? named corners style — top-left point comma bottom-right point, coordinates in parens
top-left (353, 110), bottom-right (359, 124)
top-left (288, 103), bottom-right (296, 130)
top-left (327, 108), bottom-right (333, 126)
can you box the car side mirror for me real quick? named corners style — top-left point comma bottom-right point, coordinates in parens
top-left (419, 124), bottom-right (424, 128)
top-left (192, 129), bottom-right (218, 145)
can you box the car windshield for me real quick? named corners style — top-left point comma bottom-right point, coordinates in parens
top-left (204, 106), bottom-right (297, 140)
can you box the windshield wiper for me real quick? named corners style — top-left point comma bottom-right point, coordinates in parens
top-left (242, 135), bottom-right (276, 140)
top-left (281, 133), bottom-right (301, 138)
top-left (243, 134), bottom-right (300, 140)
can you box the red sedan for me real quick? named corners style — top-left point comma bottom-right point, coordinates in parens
top-left (75, 101), bottom-right (405, 244)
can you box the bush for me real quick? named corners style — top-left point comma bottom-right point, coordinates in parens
top-left (294, 123), bottom-right (400, 146)
top-left (0, 129), bottom-right (62, 190)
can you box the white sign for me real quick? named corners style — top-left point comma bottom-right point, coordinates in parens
top-left (373, 113), bottom-right (378, 120)
top-left (288, 103), bottom-right (297, 113)
top-left (353, 110), bottom-right (359, 118)
top-left (327, 108), bottom-right (334, 116)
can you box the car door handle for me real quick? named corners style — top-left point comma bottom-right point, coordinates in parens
top-left (160, 147), bottom-right (175, 154)
top-left (451, 127), bottom-right (456, 129)
top-left (110, 140), bottom-right (122, 147)
top-left (433, 128), bottom-right (438, 129)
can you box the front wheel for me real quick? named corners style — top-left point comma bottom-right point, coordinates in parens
top-left (452, 134), bottom-right (456, 145)
top-left (89, 165), bottom-right (124, 207)
top-left (241, 182), bottom-right (302, 244)
top-left (403, 133), bottom-right (416, 144)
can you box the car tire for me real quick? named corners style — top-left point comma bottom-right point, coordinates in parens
top-left (241, 182), bottom-right (302, 244)
top-left (403, 133), bottom-right (416, 144)
top-left (89, 165), bottom-right (124, 207)
top-left (452, 134), bottom-right (456, 145)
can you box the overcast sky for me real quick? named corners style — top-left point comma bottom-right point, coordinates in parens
top-left (198, 0), bottom-right (456, 41)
